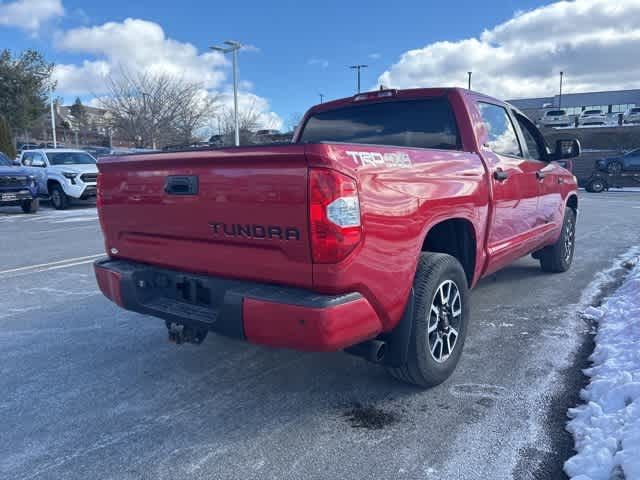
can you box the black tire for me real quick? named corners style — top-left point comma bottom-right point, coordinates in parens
top-left (387, 253), bottom-right (470, 388)
top-left (21, 198), bottom-right (39, 214)
top-left (586, 178), bottom-right (606, 193)
top-left (607, 161), bottom-right (622, 175)
top-left (50, 184), bottom-right (69, 210)
top-left (539, 208), bottom-right (576, 273)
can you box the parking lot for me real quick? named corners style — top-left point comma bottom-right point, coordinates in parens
top-left (1, 192), bottom-right (639, 480)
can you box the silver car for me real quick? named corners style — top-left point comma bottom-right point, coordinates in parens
top-left (539, 109), bottom-right (571, 128)
top-left (623, 107), bottom-right (640, 125)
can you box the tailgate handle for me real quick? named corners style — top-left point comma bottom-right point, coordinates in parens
top-left (165, 176), bottom-right (198, 195)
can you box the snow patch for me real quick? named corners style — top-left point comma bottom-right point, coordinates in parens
top-left (565, 260), bottom-right (640, 479)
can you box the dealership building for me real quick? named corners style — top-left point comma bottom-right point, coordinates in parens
top-left (507, 88), bottom-right (640, 124)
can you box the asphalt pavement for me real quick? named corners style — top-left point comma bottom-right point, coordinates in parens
top-left (1, 192), bottom-right (639, 480)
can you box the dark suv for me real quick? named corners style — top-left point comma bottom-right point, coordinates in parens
top-left (596, 149), bottom-right (640, 175)
top-left (0, 152), bottom-right (39, 213)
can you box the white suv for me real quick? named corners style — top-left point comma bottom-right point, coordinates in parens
top-left (578, 109), bottom-right (607, 126)
top-left (20, 149), bottom-right (98, 209)
top-left (539, 109), bottom-right (571, 128)
top-left (623, 107), bottom-right (640, 125)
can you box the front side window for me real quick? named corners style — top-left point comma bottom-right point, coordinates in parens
top-left (298, 97), bottom-right (460, 150)
top-left (21, 152), bottom-right (34, 166)
top-left (46, 152), bottom-right (96, 165)
top-left (515, 114), bottom-right (545, 161)
top-left (477, 102), bottom-right (522, 157)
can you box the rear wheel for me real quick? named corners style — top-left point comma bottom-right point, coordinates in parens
top-left (21, 198), bottom-right (39, 214)
top-left (50, 184), bottom-right (69, 210)
top-left (387, 253), bottom-right (470, 388)
top-left (586, 178), bottom-right (606, 193)
top-left (539, 208), bottom-right (576, 273)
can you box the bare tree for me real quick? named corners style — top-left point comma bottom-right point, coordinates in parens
top-left (98, 70), bottom-right (218, 148)
top-left (214, 100), bottom-right (262, 145)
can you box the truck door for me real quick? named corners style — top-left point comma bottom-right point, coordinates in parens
top-left (476, 102), bottom-right (542, 270)
top-left (512, 112), bottom-right (560, 229)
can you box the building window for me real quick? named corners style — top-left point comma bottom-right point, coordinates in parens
top-left (612, 103), bottom-right (637, 113)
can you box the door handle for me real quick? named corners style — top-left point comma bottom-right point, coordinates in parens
top-left (164, 175), bottom-right (199, 195)
top-left (536, 171), bottom-right (546, 180)
top-left (493, 170), bottom-right (508, 182)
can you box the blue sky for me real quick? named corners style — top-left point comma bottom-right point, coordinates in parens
top-left (2, 0), bottom-right (639, 131)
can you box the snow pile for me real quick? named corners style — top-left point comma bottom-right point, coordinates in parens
top-left (565, 260), bottom-right (640, 480)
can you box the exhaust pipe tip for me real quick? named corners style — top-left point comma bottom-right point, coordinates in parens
top-left (345, 339), bottom-right (387, 364)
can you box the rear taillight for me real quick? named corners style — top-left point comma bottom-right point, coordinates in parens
top-left (309, 168), bottom-right (362, 263)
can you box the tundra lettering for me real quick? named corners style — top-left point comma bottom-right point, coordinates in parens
top-left (95, 87), bottom-right (579, 388)
top-left (209, 222), bottom-right (301, 241)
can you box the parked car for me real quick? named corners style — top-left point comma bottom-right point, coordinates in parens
top-left (0, 152), bottom-right (39, 213)
top-left (82, 146), bottom-right (112, 158)
top-left (539, 109), bottom-right (571, 128)
top-left (94, 87), bottom-right (579, 388)
top-left (578, 109), bottom-right (607, 126)
top-left (623, 107), bottom-right (640, 125)
top-left (20, 149), bottom-right (98, 209)
top-left (595, 148), bottom-right (640, 175)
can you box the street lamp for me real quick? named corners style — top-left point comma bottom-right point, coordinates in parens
top-left (349, 65), bottom-right (368, 93)
top-left (319, 93), bottom-right (325, 104)
top-left (211, 40), bottom-right (243, 147)
top-left (559, 71), bottom-right (564, 109)
top-left (468, 71), bottom-right (472, 90)
top-left (35, 71), bottom-right (56, 148)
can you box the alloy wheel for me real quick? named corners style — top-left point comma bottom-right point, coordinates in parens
top-left (427, 280), bottom-right (462, 363)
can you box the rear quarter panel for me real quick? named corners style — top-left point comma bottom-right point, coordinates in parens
top-left (305, 143), bottom-right (489, 331)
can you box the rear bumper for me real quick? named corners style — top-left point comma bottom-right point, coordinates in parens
top-left (94, 258), bottom-right (382, 351)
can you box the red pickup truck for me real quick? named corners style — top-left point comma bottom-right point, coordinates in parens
top-left (94, 88), bottom-right (579, 387)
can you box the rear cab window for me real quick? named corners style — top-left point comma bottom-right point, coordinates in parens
top-left (546, 110), bottom-right (566, 116)
top-left (297, 97), bottom-right (461, 150)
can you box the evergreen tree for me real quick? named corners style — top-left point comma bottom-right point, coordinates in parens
top-left (0, 115), bottom-right (16, 159)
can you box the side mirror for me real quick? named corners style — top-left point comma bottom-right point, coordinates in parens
top-left (553, 138), bottom-right (581, 160)
top-left (31, 159), bottom-right (46, 167)
top-left (12, 160), bottom-right (21, 166)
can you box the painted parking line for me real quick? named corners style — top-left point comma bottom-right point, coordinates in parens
top-left (0, 253), bottom-right (104, 276)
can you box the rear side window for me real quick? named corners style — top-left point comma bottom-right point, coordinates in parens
top-left (478, 102), bottom-right (522, 157)
top-left (298, 97), bottom-right (460, 150)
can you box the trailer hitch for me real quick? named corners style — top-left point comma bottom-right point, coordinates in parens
top-left (166, 322), bottom-right (208, 345)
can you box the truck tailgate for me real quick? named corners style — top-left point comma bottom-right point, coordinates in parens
top-left (97, 146), bottom-right (312, 288)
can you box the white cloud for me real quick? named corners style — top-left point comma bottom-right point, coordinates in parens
top-left (378, 0), bottom-right (640, 99)
top-left (53, 18), bottom-right (228, 95)
top-left (215, 90), bottom-right (283, 131)
top-left (308, 57), bottom-right (329, 68)
top-left (52, 17), bottom-right (283, 133)
top-left (0, 0), bottom-right (63, 32)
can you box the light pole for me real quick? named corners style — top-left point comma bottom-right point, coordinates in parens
top-left (35, 72), bottom-right (56, 148)
top-left (141, 91), bottom-right (156, 149)
top-left (559, 71), bottom-right (564, 109)
top-left (319, 93), bottom-right (324, 103)
top-left (48, 83), bottom-right (57, 148)
top-left (349, 65), bottom-right (368, 93)
top-left (468, 71), bottom-right (472, 90)
top-left (211, 40), bottom-right (243, 147)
